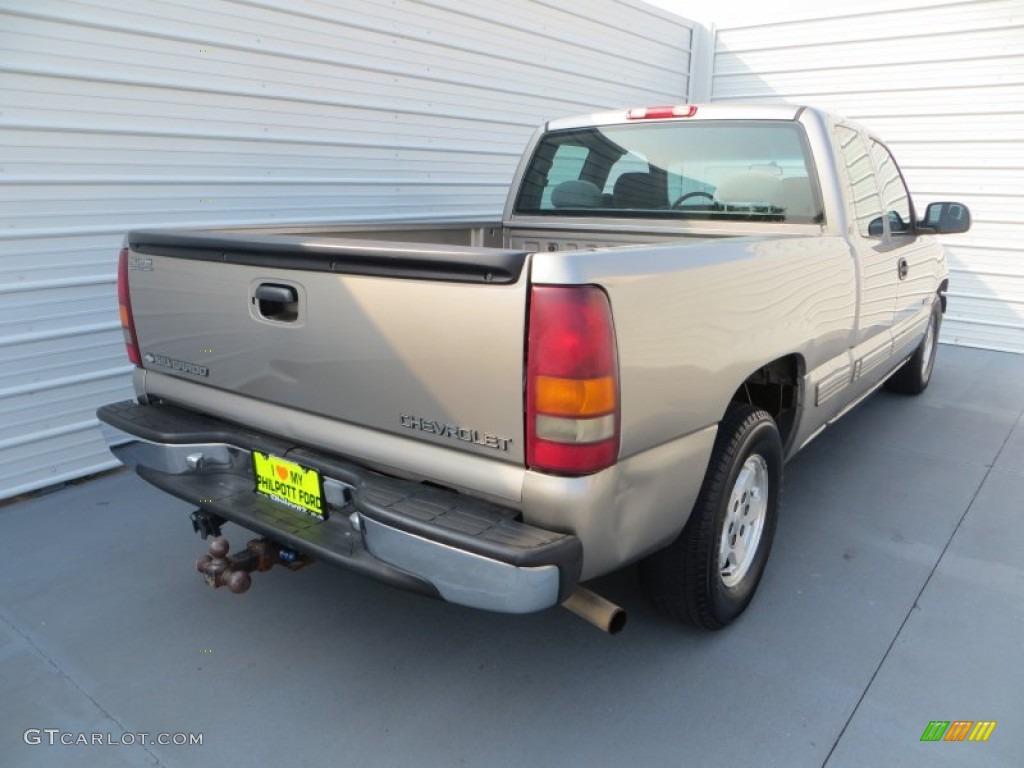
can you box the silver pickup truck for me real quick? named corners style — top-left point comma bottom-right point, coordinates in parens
top-left (98, 104), bottom-right (970, 633)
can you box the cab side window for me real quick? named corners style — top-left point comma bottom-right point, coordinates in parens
top-left (869, 140), bottom-right (912, 235)
top-left (835, 125), bottom-right (884, 238)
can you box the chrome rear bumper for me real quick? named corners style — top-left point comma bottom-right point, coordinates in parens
top-left (98, 401), bottom-right (581, 614)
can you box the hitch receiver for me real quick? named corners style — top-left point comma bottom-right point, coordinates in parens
top-left (196, 536), bottom-right (311, 594)
top-left (191, 509), bottom-right (225, 540)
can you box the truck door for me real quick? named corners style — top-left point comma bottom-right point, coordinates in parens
top-left (834, 124), bottom-right (898, 390)
top-left (867, 138), bottom-right (939, 361)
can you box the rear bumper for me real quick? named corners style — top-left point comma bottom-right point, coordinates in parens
top-left (97, 400), bottom-right (582, 614)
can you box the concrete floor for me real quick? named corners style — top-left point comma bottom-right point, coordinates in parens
top-left (1, 344), bottom-right (1021, 768)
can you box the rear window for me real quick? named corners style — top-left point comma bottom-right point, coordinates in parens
top-left (514, 120), bottom-right (823, 224)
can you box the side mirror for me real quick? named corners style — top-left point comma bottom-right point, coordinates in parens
top-left (868, 216), bottom-right (884, 237)
top-left (919, 202), bottom-right (971, 235)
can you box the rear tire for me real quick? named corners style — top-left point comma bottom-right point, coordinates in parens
top-left (639, 405), bottom-right (782, 630)
top-left (885, 298), bottom-right (942, 395)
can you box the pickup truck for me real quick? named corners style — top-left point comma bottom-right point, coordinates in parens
top-left (97, 103), bottom-right (971, 633)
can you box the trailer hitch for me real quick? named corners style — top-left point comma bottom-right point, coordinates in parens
top-left (196, 535), bottom-right (311, 594)
top-left (190, 509), bottom-right (224, 540)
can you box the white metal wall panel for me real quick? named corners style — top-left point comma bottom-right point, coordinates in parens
top-left (0, 0), bottom-right (694, 499)
top-left (712, 0), bottom-right (1024, 354)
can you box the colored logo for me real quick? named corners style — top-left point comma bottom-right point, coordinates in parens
top-left (921, 721), bottom-right (996, 742)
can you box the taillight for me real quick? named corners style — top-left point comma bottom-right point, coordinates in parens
top-left (117, 247), bottom-right (141, 366)
top-left (526, 285), bottom-right (619, 475)
top-left (627, 105), bottom-right (697, 120)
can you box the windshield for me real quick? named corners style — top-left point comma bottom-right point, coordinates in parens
top-left (514, 120), bottom-right (823, 224)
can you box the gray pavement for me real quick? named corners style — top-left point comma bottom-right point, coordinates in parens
top-left (1, 344), bottom-right (1021, 768)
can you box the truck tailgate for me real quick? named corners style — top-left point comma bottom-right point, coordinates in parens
top-left (126, 230), bottom-right (530, 464)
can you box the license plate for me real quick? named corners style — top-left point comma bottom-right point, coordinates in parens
top-left (253, 451), bottom-right (325, 519)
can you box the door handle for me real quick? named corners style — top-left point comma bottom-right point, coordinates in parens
top-left (897, 258), bottom-right (909, 280)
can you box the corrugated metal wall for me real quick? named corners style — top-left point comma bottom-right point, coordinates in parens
top-left (711, 0), bottom-right (1024, 355)
top-left (0, 0), bottom-right (693, 499)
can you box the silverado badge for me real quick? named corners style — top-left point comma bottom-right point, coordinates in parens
top-left (144, 353), bottom-right (209, 378)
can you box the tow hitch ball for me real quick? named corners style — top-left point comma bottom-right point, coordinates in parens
top-left (196, 535), bottom-right (310, 594)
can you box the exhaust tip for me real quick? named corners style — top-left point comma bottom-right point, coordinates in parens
top-left (562, 586), bottom-right (628, 635)
top-left (606, 607), bottom-right (628, 635)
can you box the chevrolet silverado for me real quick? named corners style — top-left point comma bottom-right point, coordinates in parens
top-left (97, 104), bottom-right (971, 632)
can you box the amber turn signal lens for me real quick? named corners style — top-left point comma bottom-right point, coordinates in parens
top-left (534, 375), bottom-right (615, 417)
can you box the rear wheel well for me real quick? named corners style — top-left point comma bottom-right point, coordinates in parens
top-left (729, 355), bottom-right (803, 453)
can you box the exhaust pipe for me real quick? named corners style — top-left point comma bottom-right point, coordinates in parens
top-left (562, 586), bottom-right (627, 635)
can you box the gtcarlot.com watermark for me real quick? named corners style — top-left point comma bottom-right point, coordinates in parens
top-left (24, 728), bottom-right (203, 747)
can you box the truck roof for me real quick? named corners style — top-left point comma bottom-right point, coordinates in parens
top-left (546, 103), bottom-right (810, 132)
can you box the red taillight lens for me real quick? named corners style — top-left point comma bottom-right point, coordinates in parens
top-left (117, 247), bottom-right (141, 366)
top-left (627, 105), bottom-right (697, 120)
top-left (526, 285), bottom-right (620, 475)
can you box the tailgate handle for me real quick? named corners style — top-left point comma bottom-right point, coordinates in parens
top-left (254, 283), bottom-right (299, 321)
top-left (255, 284), bottom-right (297, 304)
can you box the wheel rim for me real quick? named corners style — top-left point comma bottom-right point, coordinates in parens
top-left (718, 454), bottom-right (769, 588)
top-left (921, 314), bottom-right (937, 379)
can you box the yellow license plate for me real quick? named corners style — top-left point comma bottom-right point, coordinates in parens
top-left (253, 452), bottom-right (325, 519)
